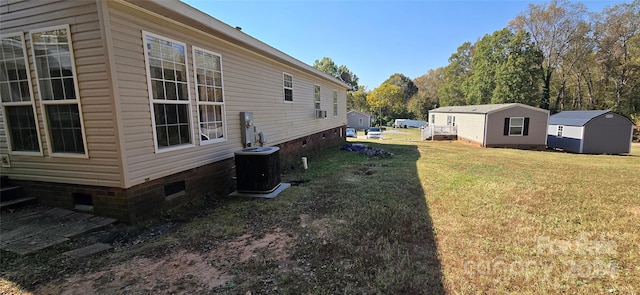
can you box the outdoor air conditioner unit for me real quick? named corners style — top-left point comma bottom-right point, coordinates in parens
top-left (315, 109), bottom-right (327, 119)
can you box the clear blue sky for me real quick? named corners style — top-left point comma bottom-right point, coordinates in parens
top-left (182, 0), bottom-right (625, 89)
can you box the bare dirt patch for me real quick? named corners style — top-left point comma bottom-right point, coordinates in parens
top-left (32, 228), bottom-right (295, 294)
top-left (226, 227), bottom-right (293, 263)
top-left (299, 214), bottom-right (346, 243)
top-left (626, 206), bottom-right (640, 216)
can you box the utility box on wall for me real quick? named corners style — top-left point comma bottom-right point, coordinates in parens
top-left (239, 111), bottom-right (255, 147)
top-left (234, 147), bottom-right (281, 193)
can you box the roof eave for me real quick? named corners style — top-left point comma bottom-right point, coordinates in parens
top-left (123, 0), bottom-right (350, 89)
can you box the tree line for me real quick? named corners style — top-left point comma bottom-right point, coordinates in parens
top-left (314, 0), bottom-right (640, 126)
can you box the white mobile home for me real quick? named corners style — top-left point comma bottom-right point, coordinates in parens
top-left (0, 0), bottom-right (348, 222)
top-left (547, 110), bottom-right (634, 154)
top-left (428, 103), bottom-right (549, 149)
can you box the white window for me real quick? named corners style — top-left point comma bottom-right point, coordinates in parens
top-left (431, 114), bottom-right (435, 124)
top-left (143, 32), bottom-right (192, 151)
top-left (30, 26), bottom-right (87, 156)
top-left (447, 115), bottom-right (455, 126)
top-left (509, 117), bottom-right (524, 136)
top-left (333, 90), bottom-right (338, 116)
top-left (557, 125), bottom-right (563, 137)
top-left (314, 84), bottom-right (320, 110)
top-left (283, 72), bottom-right (293, 102)
top-left (1, 33), bottom-right (42, 154)
top-left (193, 47), bottom-right (225, 143)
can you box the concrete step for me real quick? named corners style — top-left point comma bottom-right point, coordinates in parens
top-left (0, 186), bottom-right (23, 202)
top-left (0, 196), bottom-right (38, 209)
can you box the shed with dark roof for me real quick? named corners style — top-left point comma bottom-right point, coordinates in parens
top-left (547, 110), bottom-right (634, 154)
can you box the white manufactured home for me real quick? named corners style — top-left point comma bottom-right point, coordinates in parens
top-left (547, 110), bottom-right (634, 154)
top-left (0, 0), bottom-right (348, 222)
top-left (428, 103), bottom-right (549, 149)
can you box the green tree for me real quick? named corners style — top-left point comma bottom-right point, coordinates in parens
top-left (593, 0), bottom-right (640, 115)
top-left (337, 65), bottom-right (360, 90)
top-left (462, 29), bottom-right (542, 106)
top-left (367, 84), bottom-right (405, 125)
top-left (438, 42), bottom-right (473, 106)
top-left (411, 68), bottom-right (444, 119)
top-left (556, 21), bottom-right (593, 111)
top-left (347, 87), bottom-right (369, 112)
top-left (510, 0), bottom-right (588, 110)
top-left (407, 92), bottom-right (433, 120)
top-left (383, 73), bottom-right (419, 101)
top-left (313, 57), bottom-right (360, 90)
top-left (313, 57), bottom-right (338, 77)
top-left (413, 68), bottom-right (443, 105)
top-left (463, 30), bottom-right (507, 105)
top-left (492, 30), bottom-right (543, 105)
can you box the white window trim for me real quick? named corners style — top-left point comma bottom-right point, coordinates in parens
top-left (556, 125), bottom-right (564, 137)
top-left (509, 117), bottom-right (525, 136)
top-left (0, 32), bottom-right (43, 156)
top-left (192, 46), bottom-right (226, 145)
top-left (30, 25), bottom-right (88, 158)
top-left (313, 84), bottom-right (321, 111)
top-left (143, 31), bottom-right (194, 153)
top-left (283, 72), bottom-right (293, 103)
top-left (333, 89), bottom-right (338, 117)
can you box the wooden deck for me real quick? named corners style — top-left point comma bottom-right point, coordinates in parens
top-left (0, 206), bottom-right (117, 255)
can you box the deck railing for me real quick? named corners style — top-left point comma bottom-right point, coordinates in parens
top-left (421, 125), bottom-right (457, 140)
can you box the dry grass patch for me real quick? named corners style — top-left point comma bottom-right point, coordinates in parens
top-left (420, 141), bottom-right (639, 294)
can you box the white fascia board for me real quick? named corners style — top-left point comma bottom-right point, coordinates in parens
top-left (128, 0), bottom-right (349, 90)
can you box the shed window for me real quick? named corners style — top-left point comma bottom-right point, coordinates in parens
top-left (314, 84), bottom-right (320, 110)
top-left (193, 47), bottom-right (225, 143)
top-left (30, 26), bottom-right (87, 155)
top-left (143, 32), bottom-right (191, 151)
top-left (0, 34), bottom-right (41, 153)
top-left (504, 117), bottom-right (530, 136)
top-left (557, 125), bottom-right (563, 137)
top-left (333, 90), bottom-right (338, 116)
top-left (283, 73), bottom-right (293, 102)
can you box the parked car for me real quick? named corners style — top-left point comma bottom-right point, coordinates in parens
top-left (346, 127), bottom-right (357, 138)
top-left (366, 127), bottom-right (382, 139)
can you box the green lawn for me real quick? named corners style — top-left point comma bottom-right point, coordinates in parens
top-left (2, 136), bottom-right (638, 294)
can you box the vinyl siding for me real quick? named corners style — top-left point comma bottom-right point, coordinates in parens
top-left (547, 125), bottom-right (583, 152)
top-left (455, 114), bottom-right (486, 145)
top-left (106, 1), bottom-right (347, 187)
top-left (0, 0), bottom-right (122, 187)
top-left (347, 112), bottom-right (371, 130)
top-left (547, 125), bottom-right (583, 139)
top-left (430, 112), bottom-right (485, 144)
top-left (485, 107), bottom-right (548, 146)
